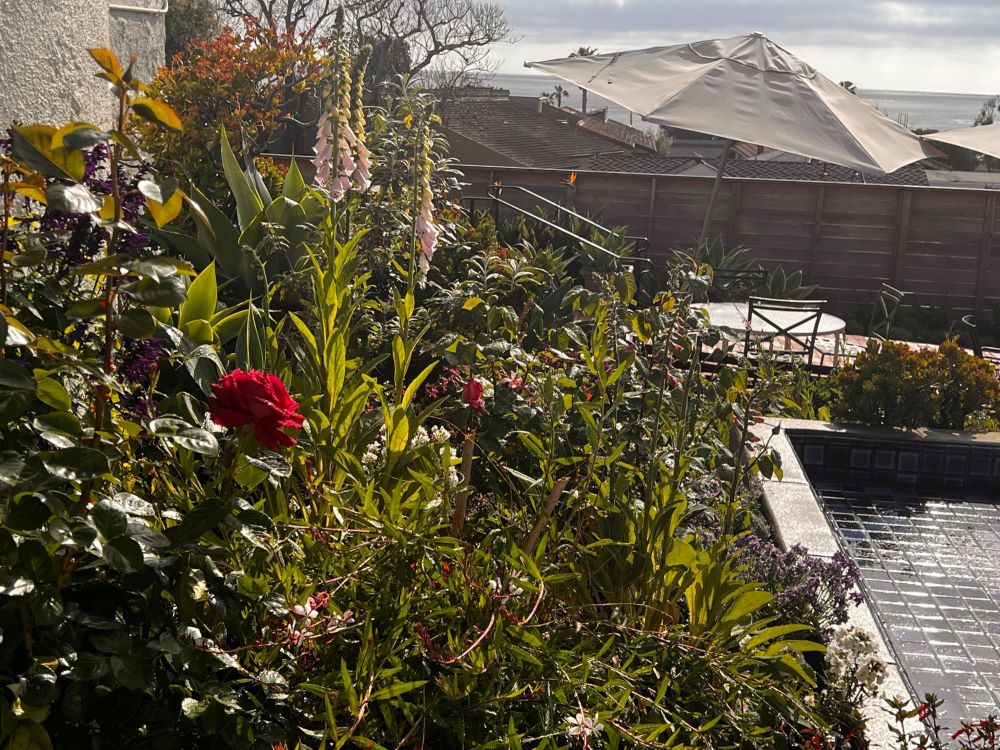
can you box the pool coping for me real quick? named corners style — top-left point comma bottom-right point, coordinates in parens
top-left (745, 419), bottom-right (1000, 748)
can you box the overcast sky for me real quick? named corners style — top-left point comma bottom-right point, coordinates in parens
top-left (494, 0), bottom-right (1000, 94)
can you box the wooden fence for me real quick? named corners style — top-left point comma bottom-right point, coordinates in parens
top-left (458, 164), bottom-right (1000, 314)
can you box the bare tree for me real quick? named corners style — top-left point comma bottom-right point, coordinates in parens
top-left (215, 0), bottom-right (513, 89)
top-left (214, 0), bottom-right (336, 37)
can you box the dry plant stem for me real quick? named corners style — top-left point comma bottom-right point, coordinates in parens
top-left (521, 476), bottom-right (570, 556)
top-left (450, 427), bottom-right (476, 538)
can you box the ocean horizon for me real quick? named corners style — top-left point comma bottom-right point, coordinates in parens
top-left (491, 72), bottom-right (994, 134)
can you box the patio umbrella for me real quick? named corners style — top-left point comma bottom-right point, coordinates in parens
top-left (923, 122), bottom-right (1000, 161)
top-left (526, 33), bottom-right (940, 241)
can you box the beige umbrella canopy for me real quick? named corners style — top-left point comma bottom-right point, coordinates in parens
top-left (527, 33), bottom-right (937, 174)
top-left (924, 123), bottom-right (1000, 160)
top-left (527, 33), bottom-right (940, 240)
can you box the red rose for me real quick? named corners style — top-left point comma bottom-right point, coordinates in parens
top-left (209, 369), bottom-right (305, 450)
top-left (462, 379), bottom-right (485, 412)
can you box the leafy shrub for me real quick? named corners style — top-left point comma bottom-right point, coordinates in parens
top-left (141, 19), bottom-right (327, 200)
top-left (832, 340), bottom-right (1000, 429)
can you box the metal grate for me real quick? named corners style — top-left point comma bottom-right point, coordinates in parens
top-left (816, 481), bottom-right (1000, 723)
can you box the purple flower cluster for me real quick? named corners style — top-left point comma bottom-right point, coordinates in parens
top-left (735, 534), bottom-right (864, 639)
top-left (117, 337), bottom-right (166, 384)
top-left (116, 338), bottom-right (165, 422)
top-left (39, 143), bottom-right (152, 260)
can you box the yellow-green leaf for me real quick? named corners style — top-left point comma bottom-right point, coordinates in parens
top-left (463, 296), bottom-right (485, 311)
top-left (145, 190), bottom-right (184, 228)
top-left (179, 262), bottom-right (217, 329)
top-left (131, 97), bottom-right (183, 132)
top-left (88, 48), bottom-right (124, 80)
top-left (36, 377), bottom-right (71, 412)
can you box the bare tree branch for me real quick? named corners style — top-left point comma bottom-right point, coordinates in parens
top-left (215, 0), bottom-right (514, 91)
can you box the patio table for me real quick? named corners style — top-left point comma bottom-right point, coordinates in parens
top-left (701, 301), bottom-right (847, 365)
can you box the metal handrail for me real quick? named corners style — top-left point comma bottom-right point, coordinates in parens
top-left (488, 184), bottom-right (651, 254)
top-left (462, 194), bottom-right (627, 261)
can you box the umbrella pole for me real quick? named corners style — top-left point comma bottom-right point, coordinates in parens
top-left (698, 139), bottom-right (735, 244)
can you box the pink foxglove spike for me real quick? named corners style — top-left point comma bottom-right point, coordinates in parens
top-left (354, 139), bottom-right (372, 191)
top-left (312, 112), bottom-right (333, 188)
top-left (416, 214), bottom-right (439, 272)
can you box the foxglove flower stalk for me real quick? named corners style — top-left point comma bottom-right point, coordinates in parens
top-left (416, 122), bottom-right (439, 273)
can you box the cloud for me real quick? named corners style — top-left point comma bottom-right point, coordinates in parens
top-left (493, 0), bottom-right (1000, 92)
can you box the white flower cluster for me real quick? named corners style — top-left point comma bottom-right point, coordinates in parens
top-left (826, 625), bottom-right (886, 698)
top-left (361, 425), bottom-right (457, 487)
top-left (566, 710), bottom-right (604, 746)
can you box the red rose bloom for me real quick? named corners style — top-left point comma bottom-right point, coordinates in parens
top-left (209, 369), bottom-right (305, 450)
top-left (462, 379), bottom-right (485, 412)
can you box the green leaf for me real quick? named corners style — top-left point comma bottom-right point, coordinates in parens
top-left (179, 262), bottom-right (217, 329)
top-left (149, 417), bottom-right (219, 455)
top-left (190, 187), bottom-right (243, 277)
top-left (11, 125), bottom-right (85, 180)
top-left (103, 536), bottom-right (143, 573)
top-left (220, 127), bottom-right (263, 231)
top-left (117, 308), bottom-right (158, 339)
top-left (51, 122), bottom-right (110, 152)
top-left (122, 275), bottom-right (187, 306)
top-left (46, 183), bottom-right (102, 214)
top-left (35, 377), bottom-right (71, 412)
top-left (42, 447), bottom-right (110, 481)
top-left (0, 361), bottom-right (35, 390)
top-left (92, 500), bottom-right (128, 539)
top-left (281, 154), bottom-right (307, 199)
top-left (237, 303), bottom-right (267, 371)
top-left (369, 680), bottom-right (427, 701)
top-left (245, 451), bottom-right (292, 478)
top-left (131, 97), bottom-right (183, 131)
top-left (165, 499), bottom-right (230, 546)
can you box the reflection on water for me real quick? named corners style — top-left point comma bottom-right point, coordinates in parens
top-left (817, 482), bottom-right (1000, 723)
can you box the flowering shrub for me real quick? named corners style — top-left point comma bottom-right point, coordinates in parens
top-left (736, 536), bottom-right (864, 639)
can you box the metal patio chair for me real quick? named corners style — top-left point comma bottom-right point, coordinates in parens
top-left (817, 283), bottom-right (906, 367)
top-left (744, 296), bottom-right (826, 368)
top-left (962, 314), bottom-right (1000, 371)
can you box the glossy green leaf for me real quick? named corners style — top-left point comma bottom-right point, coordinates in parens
top-left (220, 126), bottom-right (263, 231)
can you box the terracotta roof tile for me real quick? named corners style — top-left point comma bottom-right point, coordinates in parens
top-left (439, 96), bottom-right (637, 169)
top-left (585, 153), bottom-right (930, 186)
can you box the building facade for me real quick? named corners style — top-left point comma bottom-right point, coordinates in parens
top-left (0, 0), bottom-right (166, 128)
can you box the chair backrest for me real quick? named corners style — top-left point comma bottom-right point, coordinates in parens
top-left (711, 268), bottom-right (767, 302)
top-left (745, 297), bottom-right (827, 363)
top-left (868, 283), bottom-right (905, 340)
top-left (962, 314), bottom-right (984, 358)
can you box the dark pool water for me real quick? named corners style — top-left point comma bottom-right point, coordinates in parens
top-left (816, 482), bottom-right (1000, 723)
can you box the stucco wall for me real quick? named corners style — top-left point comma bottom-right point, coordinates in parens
top-left (0, 0), bottom-right (166, 129)
top-left (109, 1), bottom-right (167, 84)
top-left (0, 0), bottom-right (113, 127)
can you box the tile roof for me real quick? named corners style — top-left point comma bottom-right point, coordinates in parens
top-left (438, 96), bottom-right (640, 169)
top-left (584, 153), bottom-right (930, 186)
